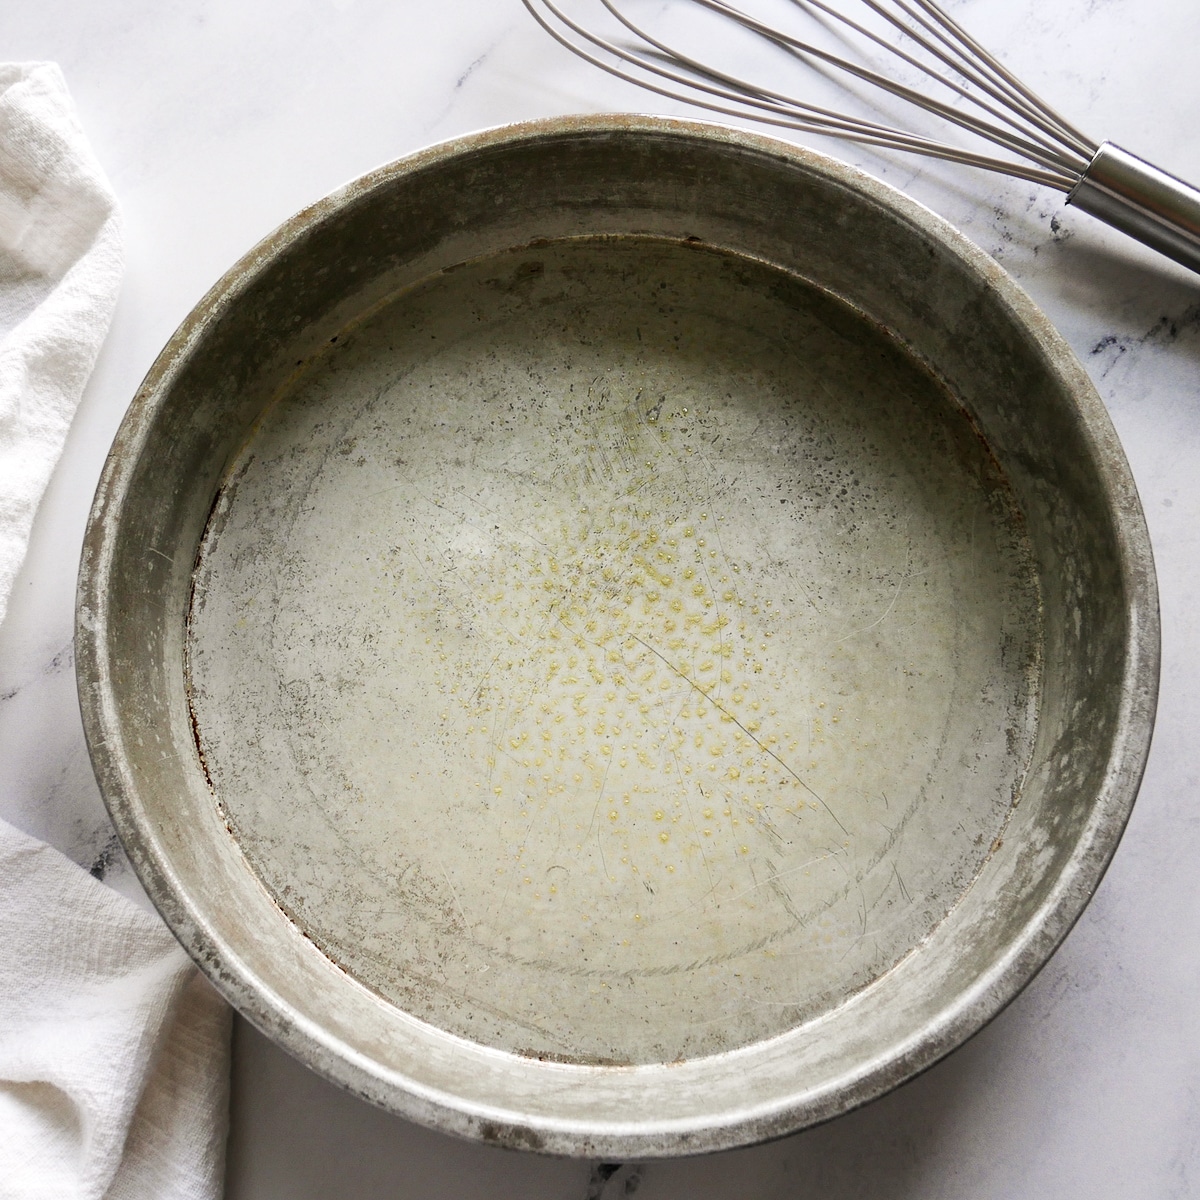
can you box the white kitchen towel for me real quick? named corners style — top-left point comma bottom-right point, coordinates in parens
top-left (0, 62), bottom-right (120, 628)
top-left (0, 63), bottom-right (231, 1200)
top-left (0, 821), bottom-right (231, 1200)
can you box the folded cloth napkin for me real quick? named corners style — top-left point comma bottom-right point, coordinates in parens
top-left (0, 63), bottom-right (230, 1200)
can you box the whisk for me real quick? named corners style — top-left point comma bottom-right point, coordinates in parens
top-left (522, 0), bottom-right (1200, 275)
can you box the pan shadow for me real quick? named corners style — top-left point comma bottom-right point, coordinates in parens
top-left (224, 974), bottom-right (1055, 1200)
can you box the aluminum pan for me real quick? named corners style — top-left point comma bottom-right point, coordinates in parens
top-left (76, 115), bottom-right (1159, 1156)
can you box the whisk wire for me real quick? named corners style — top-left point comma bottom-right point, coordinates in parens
top-left (683, 0), bottom-right (1089, 177)
top-left (623, 27), bottom-right (1056, 178)
top-left (598, 0), bottom-right (965, 141)
top-left (522, 0), bottom-right (1085, 189)
top-left (815, 0), bottom-right (1093, 163)
top-left (541, 0), bottom-right (929, 142)
top-left (536, 0), bottom-right (876, 131)
top-left (901, 0), bottom-right (1095, 152)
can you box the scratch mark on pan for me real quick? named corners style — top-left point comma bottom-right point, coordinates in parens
top-left (486, 692), bottom-right (514, 795)
top-left (841, 539), bottom-right (912, 640)
top-left (448, 485), bottom-right (550, 548)
top-left (650, 848), bottom-right (845, 924)
top-left (492, 803), bottom-right (539, 922)
top-left (471, 648), bottom-right (506, 705)
top-left (827, 845), bottom-right (867, 936)
top-left (437, 858), bottom-right (471, 933)
top-left (409, 483), bottom-right (548, 577)
top-left (596, 808), bottom-right (612, 883)
top-left (594, 751), bottom-right (617, 882)
top-left (627, 632), bottom-right (848, 835)
top-left (688, 782), bottom-right (716, 893)
top-left (393, 527), bottom-right (476, 631)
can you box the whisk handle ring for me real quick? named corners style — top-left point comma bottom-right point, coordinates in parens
top-left (1068, 142), bottom-right (1200, 276)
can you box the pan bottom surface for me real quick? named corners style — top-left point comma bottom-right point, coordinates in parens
top-left (186, 236), bottom-right (1042, 1065)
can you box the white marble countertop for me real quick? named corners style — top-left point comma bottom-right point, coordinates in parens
top-left (4, 1), bottom-right (1199, 1195)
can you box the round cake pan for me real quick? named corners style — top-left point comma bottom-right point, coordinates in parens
top-left (76, 115), bottom-right (1158, 1156)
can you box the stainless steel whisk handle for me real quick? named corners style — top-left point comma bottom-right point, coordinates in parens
top-left (1068, 143), bottom-right (1200, 275)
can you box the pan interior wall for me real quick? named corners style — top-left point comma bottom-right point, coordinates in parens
top-left (185, 237), bottom-right (1042, 1065)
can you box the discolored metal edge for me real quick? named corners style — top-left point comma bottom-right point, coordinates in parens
top-left (76, 114), bottom-right (1160, 1157)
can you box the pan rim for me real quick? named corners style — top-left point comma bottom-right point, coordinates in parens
top-left (75, 112), bottom-right (1160, 1156)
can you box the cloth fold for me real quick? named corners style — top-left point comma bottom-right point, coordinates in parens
top-left (0, 821), bottom-right (231, 1200)
top-left (0, 62), bottom-right (122, 628)
top-left (0, 62), bottom-right (231, 1200)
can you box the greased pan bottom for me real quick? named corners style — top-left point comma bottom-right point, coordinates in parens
top-left (187, 236), bottom-right (1038, 1065)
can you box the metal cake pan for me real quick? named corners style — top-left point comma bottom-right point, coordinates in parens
top-left (76, 115), bottom-right (1159, 1156)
